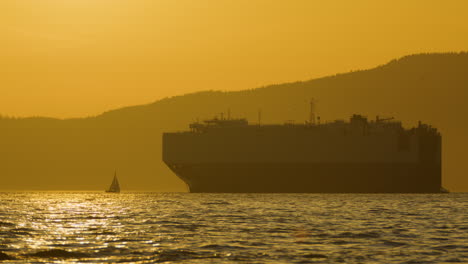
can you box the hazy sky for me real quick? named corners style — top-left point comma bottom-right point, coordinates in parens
top-left (1, 0), bottom-right (467, 118)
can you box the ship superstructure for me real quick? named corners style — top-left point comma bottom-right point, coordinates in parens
top-left (163, 114), bottom-right (441, 193)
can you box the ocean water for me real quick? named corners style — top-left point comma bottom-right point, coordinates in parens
top-left (0, 192), bottom-right (466, 263)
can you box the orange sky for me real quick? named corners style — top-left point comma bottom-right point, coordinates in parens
top-left (1, 0), bottom-right (467, 118)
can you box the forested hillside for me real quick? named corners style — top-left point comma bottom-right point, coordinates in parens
top-left (1, 52), bottom-right (467, 191)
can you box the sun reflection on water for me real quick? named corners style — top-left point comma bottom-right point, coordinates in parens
top-left (0, 192), bottom-right (466, 263)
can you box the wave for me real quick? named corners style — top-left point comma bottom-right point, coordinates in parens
top-left (200, 244), bottom-right (248, 251)
top-left (115, 238), bottom-right (146, 242)
top-left (0, 251), bottom-right (15, 260)
top-left (0, 229), bottom-right (35, 238)
top-left (156, 249), bottom-right (218, 262)
top-left (331, 240), bottom-right (355, 245)
top-left (381, 240), bottom-right (407, 247)
top-left (144, 220), bottom-right (179, 225)
top-left (48, 242), bottom-right (98, 248)
top-left (91, 231), bottom-right (116, 235)
top-left (10, 230), bottom-right (33, 236)
top-left (26, 249), bottom-right (89, 259)
top-left (96, 246), bottom-right (131, 256)
top-left (209, 213), bottom-right (247, 217)
top-left (237, 241), bottom-right (269, 247)
top-left (0, 222), bottom-right (15, 227)
top-left (333, 231), bottom-right (382, 239)
top-left (201, 201), bottom-right (232, 205)
top-left (432, 244), bottom-right (468, 251)
top-left (303, 253), bottom-right (328, 259)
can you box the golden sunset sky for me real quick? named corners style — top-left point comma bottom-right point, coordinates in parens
top-left (1, 0), bottom-right (467, 118)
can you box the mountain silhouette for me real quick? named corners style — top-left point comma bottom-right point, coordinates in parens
top-left (1, 52), bottom-right (467, 191)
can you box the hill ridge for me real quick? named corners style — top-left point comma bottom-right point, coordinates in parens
top-left (1, 51), bottom-right (467, 191)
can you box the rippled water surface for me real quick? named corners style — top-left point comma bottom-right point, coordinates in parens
top-left (0, 192), bottom-right (466, 263)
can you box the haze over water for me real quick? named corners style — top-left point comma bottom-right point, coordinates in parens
top-left (0, 192), bottom-right (466, 263)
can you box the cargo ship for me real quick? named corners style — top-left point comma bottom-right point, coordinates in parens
top-left (163, 113), bottom-right (442, 193)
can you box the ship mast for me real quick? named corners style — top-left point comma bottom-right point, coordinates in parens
top-left (309, 99), bottom-right (316, 125)
top-left (258, 109), bottom-right (262, 126)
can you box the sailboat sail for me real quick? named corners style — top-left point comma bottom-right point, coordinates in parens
top-left (106, 171), bottom-right (120, 193)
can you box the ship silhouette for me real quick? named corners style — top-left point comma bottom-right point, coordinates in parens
top-left (163, 109), bottom-right (442, 193)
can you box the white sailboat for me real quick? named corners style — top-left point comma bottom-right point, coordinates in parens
top-left (106, 171), bottom-right (120, 193)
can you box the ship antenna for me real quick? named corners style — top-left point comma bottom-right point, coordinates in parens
top-left (309, 99), bottom-right (316, 125)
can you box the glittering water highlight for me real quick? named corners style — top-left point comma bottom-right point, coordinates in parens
top-left (0, 192), bottom-right (466, 263)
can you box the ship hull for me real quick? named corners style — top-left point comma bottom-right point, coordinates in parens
top-left (167, 162), bottom-right (441, 193)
